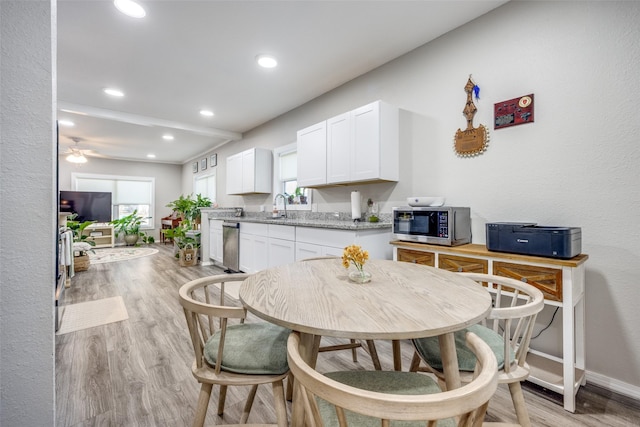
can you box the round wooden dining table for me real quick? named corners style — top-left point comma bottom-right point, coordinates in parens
top-left (240, 258), bottom-right (492, 424)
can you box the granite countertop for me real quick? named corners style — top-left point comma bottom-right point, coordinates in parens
top-left (202, 209), bottom-right (390, 230)
top-left (202, 208), bottom-right (392, 230)
top-left (229, 217), bottom-right (391, 230)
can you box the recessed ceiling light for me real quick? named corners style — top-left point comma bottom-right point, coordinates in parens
top-left (58, 120), bottom-right (75, 127)
top-left (162, 134), bottom-right (174, 141)
top-left (256, 54), bottom-right (278, 68)
top-left (200, 109), bottom-right (214, 117)
top-left (114, 0), bottom-right (146, 18)
top-left (146, 154), bottom-right (156, 159)
top-left (103, 88), bottom-right (124, 97)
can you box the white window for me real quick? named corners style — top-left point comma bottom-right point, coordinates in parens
top-left (72, 173), bottom-right (155, 228)
top-left (194, 170), bottom-right (216, 204)
top-left (273, 143), bottom-right (312, 211)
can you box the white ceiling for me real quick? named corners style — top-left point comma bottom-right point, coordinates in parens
top-left (57, 0), bottom-right (508, 164)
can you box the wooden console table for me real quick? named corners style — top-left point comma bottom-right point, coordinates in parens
top-left (391, 241), bottom-right (589, 413)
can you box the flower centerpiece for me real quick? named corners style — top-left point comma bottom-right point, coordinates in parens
top-left (342, 244), bottom-right (371, 283)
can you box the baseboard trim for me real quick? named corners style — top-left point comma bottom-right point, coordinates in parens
top-left (586, 370), bottom-right (640, 400)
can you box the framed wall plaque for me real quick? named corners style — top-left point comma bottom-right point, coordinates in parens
top-left (192, 161), bottom-right (198, 173)
top-left (201, 157), bottom-right (207, 171)
top-left (210, 153), bottom-right (217, 167)
top-left (494, 94), bottom-right (534, 129)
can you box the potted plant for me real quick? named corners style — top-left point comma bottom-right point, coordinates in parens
top-left (163, 219), bottom-right (200, 266)
top-left (66, 213), bottom-right (96, 271)
top-left (109, 210), bottom-right (155, 246)
top-left (166, 193), bottom-right (212, 229)
top-left (296, 187), bottom-right (308, 204)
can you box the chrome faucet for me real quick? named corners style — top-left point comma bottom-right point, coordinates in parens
top-left (274, 193), bottom-right (287, 218)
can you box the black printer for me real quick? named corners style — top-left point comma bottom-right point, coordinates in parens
top-left (486, 222), bottom-right (582, 259)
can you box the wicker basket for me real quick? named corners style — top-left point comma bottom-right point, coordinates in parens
top-left (179, 243), bottom-right (198, 267)
top-left (74, 255), bottom-right (90, 272)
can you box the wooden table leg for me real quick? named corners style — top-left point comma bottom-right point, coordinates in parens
top-left (439, 333), bottom-right (461, 390)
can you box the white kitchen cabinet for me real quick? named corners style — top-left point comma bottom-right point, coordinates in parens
top-left (295, 226), bottom-right (392, 261)
top-left (239, 223), bottom-right (269, 273)
top-left (241, 222), bottom-right (391, 270)
top-left (350, 101), bottom-right (399, 183)
top-left (296, 121), bottom-right (327, 187)
top-left (298, 100), bottom-right (399, 187)
top-left (267, 224), bottom-right (296, 268)
top-left (295, 241), bottom-right (344, 260)
top-left (226, 152), bottom-right (243, 195)
top-left (268, 238), bottom-right (296, 268)
top-left (326, 112), bottom-right (351, 184)
top-left (226, 147), bottom-right (272, 195)
top-left (208, 220), bottom-right (223, 263)
top-left (239, 223), bottom-right (296, 272)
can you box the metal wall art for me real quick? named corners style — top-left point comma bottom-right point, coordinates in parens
top-left (454, 75), bottom-right (489, 157)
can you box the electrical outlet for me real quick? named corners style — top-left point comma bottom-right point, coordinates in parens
top-left (259, 205), bottom-right (265, 212)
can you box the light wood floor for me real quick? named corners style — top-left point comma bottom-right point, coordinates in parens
top-left (56, 243), bottom-right (640, 426)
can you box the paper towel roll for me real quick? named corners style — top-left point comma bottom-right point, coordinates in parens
top-left (351, 191), bottom-right (361, 220)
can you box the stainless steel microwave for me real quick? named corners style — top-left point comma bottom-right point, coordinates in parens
top-left (392, 206), bottom-right (471, 246)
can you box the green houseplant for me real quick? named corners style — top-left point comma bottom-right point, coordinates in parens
top-left (166, 193), bottom-right (212, 228)
top-left (109, 210), bottom-right (155, 246)
top-left (65, 214), bottom-right (96, 271)
top-left (162, 219), bottom-right (200, 265)
top-left (66, 214), bottom-right (96, 249)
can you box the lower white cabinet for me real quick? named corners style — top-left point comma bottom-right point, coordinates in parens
top-left (295, 241), bottom-right (343, 260)
top-left (240, 222), bottom-right (391, 272)
top-left (239, 223), bottom-right (269, 273)
top-left (239, 223), bottom-right (295, 273)
top-left (208, 220), bottom-right (224, 263)
top-left (268, 238), bottom-right (296, 268)
top-left (295, 226), bottom-right (392, 261)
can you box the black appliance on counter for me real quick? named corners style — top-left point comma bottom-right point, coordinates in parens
top-left (486, 222), bottom-right (581, 259)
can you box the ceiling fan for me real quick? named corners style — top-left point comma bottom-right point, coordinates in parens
top-left (63, 137), bottom-right (92, 164)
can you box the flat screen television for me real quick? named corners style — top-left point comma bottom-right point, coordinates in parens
top-left (60, 191), bottom-right (113, 223)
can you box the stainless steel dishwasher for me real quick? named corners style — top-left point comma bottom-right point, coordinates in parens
top-left (222, 221), bottom-right (240, 273)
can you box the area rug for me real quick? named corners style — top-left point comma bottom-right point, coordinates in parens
top-left (56, 296), bottom-right (129, 335)
top-left (89, 247), bottom-right (158, 264)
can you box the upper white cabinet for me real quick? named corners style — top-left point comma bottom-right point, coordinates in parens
top-left (226, 148), bottom-right (272, 195)
top-left (296, 121), bottom-right (327, 187)
top-left (298, 100), bottom-right (399, 187)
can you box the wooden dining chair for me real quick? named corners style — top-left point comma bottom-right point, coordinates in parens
top-left (178, 273), bottom-right (289, 427)
top-left (301, 256), bottom-right (382, 370)
top-left (410, 273), bottom-right (545, 427)
top-left (288, 330), bottom-right (498, 426)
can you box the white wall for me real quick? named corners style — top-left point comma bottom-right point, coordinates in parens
top-left (185, 1), bottom-right (640, 395)
top-left (0, 0), bottom-right (56, 425)
top-left (59, 157), bottom-right (183, 240)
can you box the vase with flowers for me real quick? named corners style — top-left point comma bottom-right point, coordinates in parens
top-left (342, 244), bottom-right (371, 284)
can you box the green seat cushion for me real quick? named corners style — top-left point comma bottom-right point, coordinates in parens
top-left (317, 371), bottom-right (454, 427)
top-left (204, 322), bottom-right (290, 375)
top-left (412, 324), bottom-right (514, 371)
